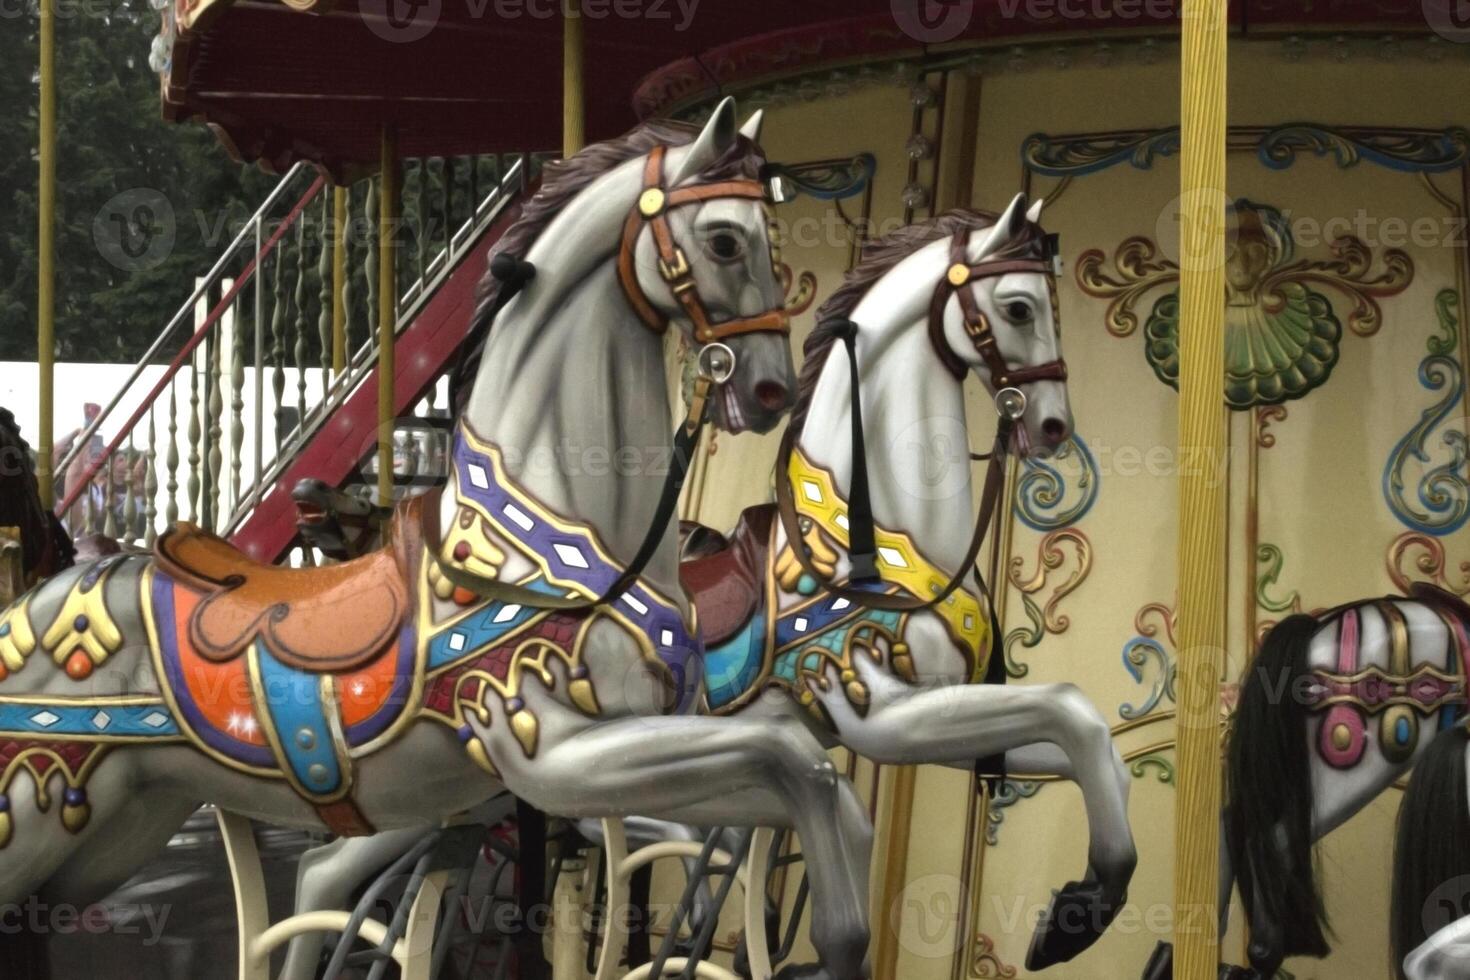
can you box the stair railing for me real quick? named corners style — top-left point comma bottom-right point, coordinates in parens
top-left (54, 153), bottom-right (537, 550)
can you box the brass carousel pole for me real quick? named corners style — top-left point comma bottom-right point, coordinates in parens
top-left (37, 0), bottom-right (57, 505)
top-left (376, 126), bottom-right (399, 506)
top-left (1174, 0), bottom-right (1229, 975)
top-left (563, 0), bottom-right (584, 156)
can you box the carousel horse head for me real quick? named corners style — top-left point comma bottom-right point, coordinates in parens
top-left (812, 192), bottom-right (1071, 459)
top-left (471, 97), bottom-right (795, 435)
top-left (929, 192), bottom-right (1071, 456)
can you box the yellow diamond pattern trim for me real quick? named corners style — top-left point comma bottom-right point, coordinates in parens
top-left (787, 449), bottom-right (990, 675)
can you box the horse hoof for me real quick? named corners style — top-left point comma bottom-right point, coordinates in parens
top-left (1141, 940), bottom-right (1173, 980)
top-left (1221, 966), bottom-right (1265, 980)
top-left (1025, 879), bottom-right (1125, 970)
top-left (1246, 939), bottom-right (1283, 977)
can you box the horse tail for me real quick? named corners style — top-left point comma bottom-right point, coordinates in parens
top-left (1392, 723), bottom-right (1470, 979)
top-left (1226, 611), bottom-right (1331, 962)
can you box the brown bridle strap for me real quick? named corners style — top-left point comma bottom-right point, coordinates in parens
top-left (928, 230), bottom-right (1069, 385)
top-left (617, 145), bottom-right (791, 344)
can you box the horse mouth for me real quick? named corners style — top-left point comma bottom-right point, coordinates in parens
top-left (295, 503), bottom-right (328, 525)
top-left (721, 385), bottom-right (748, 434)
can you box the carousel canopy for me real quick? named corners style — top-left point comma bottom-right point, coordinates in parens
top-left (156, 0), bottom-right (1436, 175)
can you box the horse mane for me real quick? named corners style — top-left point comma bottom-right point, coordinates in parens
top-left (469, 118), bottom-right (768, 338)
top-left (791, 207), bottom-right (1047, 439)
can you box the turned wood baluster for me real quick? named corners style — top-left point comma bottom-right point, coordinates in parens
top-left (318, 194), bottom-right (333, 397)
top-left (441, 156), bottom-right (454, 257)
top-left (187, 331), bottom-right (202, 523)
top-left (271, 225), bottom-right (289, 450)
top-left (144, 408), bottom-right (158, 547)
top-left (231, 276), bottom-right (246, 513)
top-left (121, 431), bottom-right (137, 546)
top-left (293, 218), bottom-right (311, 436)
top-left (412, 159), bottom-right (427, 287)
top-left (165, 378), bottom-right (180, 528)
top-left (100, 449), bottom-right (116, 539)
top-left (364, 176), bottom-right (379, 357)
top-left (206, 306), bottom-right (224, 531)
top-left (341, 184), bottom-right (358, 366)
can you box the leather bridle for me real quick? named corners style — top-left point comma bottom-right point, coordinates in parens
top-left (928, 229), bottom-right (1068, 387)
top-left (617, 144), bottom-right (791, 344)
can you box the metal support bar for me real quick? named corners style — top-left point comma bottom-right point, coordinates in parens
top-left (37, 0), bottom-right (56, 505)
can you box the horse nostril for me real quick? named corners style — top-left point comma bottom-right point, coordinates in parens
top-left (754, 380), bottom-right (790, 412)
top-left (1041, 417), bottom-right (1070, 444)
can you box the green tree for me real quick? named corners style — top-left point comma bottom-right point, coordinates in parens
top-left (0, 0), bottom-right (275, 362)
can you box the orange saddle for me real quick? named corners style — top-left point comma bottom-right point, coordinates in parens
top-left (153, 505), bottom-right (419, 674)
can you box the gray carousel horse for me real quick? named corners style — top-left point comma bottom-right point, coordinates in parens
top-left (0, 99), bottom-right (873, 980)
top-left (1141, 584), bottom-right (1470, 979)
top-left (687, 194), bottom-right (1136, 971)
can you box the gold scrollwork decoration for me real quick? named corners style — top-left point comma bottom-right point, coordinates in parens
top-left (972, 932), bottom-right (1019, 979)
top-left (1075, 237), bottom-right (1178, 338)
top-left (1002, 529), bottom-right (1093, 678)
top-left (1255, 405), bottom-right (1288, 448)
top-left (1387, 531), bottom-right (1470, 597)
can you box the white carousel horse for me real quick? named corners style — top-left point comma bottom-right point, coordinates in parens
top-left (685, 193), bottom-right (1137, 970)
top-left (1140, 585), bottom-right (1470, 979)
top-left (0, 98), bottom-right (874, 980)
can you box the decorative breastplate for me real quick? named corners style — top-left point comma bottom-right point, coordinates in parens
top-left (785, 449), bottom-right (991, 676)
top-left (703, 451), bottom-right (991, 717)
top-left (434, 428), bottom-right (702, 715)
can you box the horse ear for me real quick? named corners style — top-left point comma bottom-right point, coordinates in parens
top-left (1026, 197), bottom-right (1045, 224)
top-left (739, 109), bottom-right (764, 142)
top-left (669, 97), bottom-right (739, 186)
top-left (973, 192), bottom-right (1030, 258)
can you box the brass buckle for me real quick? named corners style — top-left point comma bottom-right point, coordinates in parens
top-left (659, 247), bottom-right (691, 284)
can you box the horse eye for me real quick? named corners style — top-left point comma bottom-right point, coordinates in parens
top-left (705, 231), bottom-right (745, 262)
top-left (1005, 301), bottom-right (1032, 322)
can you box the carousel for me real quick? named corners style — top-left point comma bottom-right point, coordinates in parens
top-left (4, 0), bottom-right (1470, 977)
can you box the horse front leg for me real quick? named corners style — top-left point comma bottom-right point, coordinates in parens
top-left (820, 656), bottom-right (1136, 971)
top-left (483, 707), bottom-right (872, 980)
